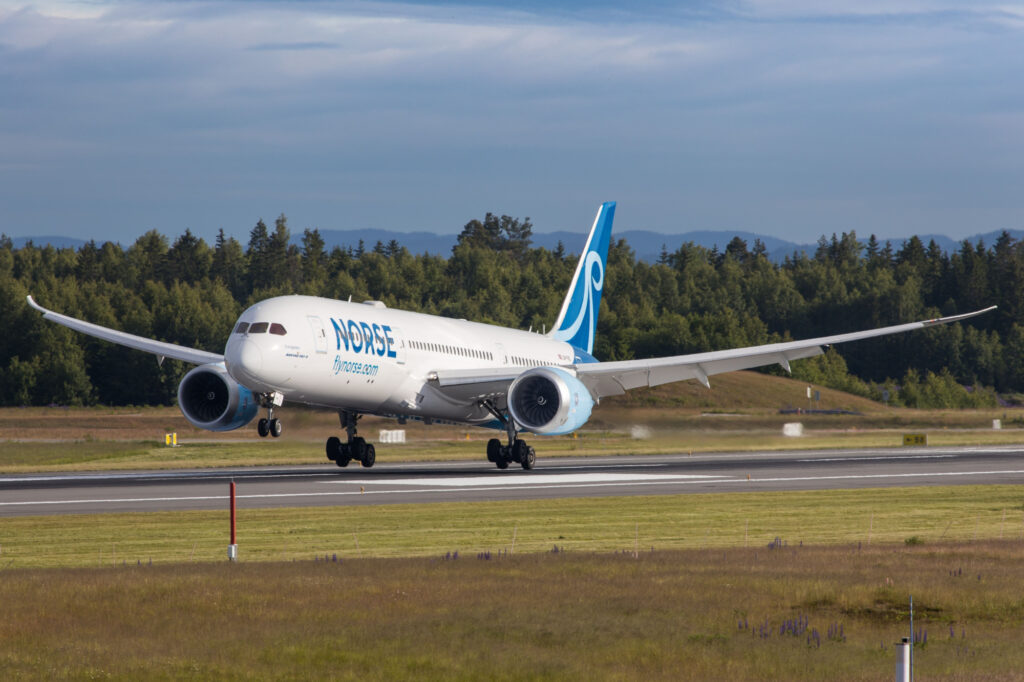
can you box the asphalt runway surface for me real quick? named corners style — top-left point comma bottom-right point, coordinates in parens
top-left (3, 444), bottom-right (1024, 517)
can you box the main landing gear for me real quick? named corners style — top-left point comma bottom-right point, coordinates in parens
top-left (256, 392), bottom-right (283, 438)
top-left (326, 410), bottom-right (375, 468)
top-left (482, 401), bottom-right (535, 471)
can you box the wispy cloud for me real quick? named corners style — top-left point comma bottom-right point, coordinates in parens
top-left (1, 1), bottom-right (1023, 241)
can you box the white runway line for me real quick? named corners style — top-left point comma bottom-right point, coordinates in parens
top-left (332, 473), bottom-right (725, 487)
top-left (797, 455), bottom-right (957, 463)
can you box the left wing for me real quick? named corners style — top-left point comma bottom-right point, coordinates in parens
top-left (27, 295), bottom-right (224, 365)
top-left (574, 306), bottom-right (997, 398)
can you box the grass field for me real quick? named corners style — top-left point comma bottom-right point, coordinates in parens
top-left (2, 539), bottom-right (1023, 679)
top-left (2, 487), bottom-right (1024, 679)
top-left (3, 485), bottom-right (1023, 567)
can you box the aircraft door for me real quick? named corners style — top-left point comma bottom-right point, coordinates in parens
top-left (308, 316), bottom-right (327, 354)
top-left (387, 325), bottom-right (406, 365)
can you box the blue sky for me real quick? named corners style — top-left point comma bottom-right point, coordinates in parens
top-left (2, 0), bottom-right (1023, 245)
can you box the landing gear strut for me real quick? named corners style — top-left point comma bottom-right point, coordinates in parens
top-left (482, 401), bottom-right (535, 471)
top-left (256, 392), bottom-right (284, 438)
top-left (325, 410), bottom-right (375, 468)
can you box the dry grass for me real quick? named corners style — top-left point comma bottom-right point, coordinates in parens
top-left (1, 542), bottom-right (1023, 680)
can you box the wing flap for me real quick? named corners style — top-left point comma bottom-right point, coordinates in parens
top-left (429, 367), bottom-right (524, 404)
top-left (27, 295), bottom-right (223, 366)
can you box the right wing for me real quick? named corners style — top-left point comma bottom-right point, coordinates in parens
top-left (27, 295), bottom-right (224, 366)
top-left (574, 306), bottom-right (997, 398)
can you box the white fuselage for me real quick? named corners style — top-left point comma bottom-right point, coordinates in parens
top-left (223, 295), bottom-right (578, 425)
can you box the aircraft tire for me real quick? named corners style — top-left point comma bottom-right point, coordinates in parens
top-left (326, 436), bottom-right (341, 461)
top-left (486, 438), bottom-right (501, 462)
top-left (496, 458), bottom-right (509, 470)
top-left (361, 444), bottom-right (376, 468)
top-left (269, 418), bottom-right (282, 438)
top-left (351, 437), bottom-right (367, 461)
top-left (521, 446), bottom-right (535, 470)
top-left (512, 439), bottom-right (529, 464)
top-left (257, 418), bottom-right (270, 438)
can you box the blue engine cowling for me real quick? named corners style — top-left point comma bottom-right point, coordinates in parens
top-left (177, 363), bottom-right (260, 432)
top-left (507, 367), bottom-right (594, 436)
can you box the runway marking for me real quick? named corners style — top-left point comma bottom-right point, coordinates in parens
top-left (797, 455), bottom-right (957, 463)
top-left (718, 470), bottom-right (1024, 484)
top-left (5, 470), bottom-right (1024, 511)
top-left (331, 473), bottom-right (723, 487)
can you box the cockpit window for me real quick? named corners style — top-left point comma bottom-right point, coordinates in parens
top-left (234, 322), bottom-right (249, 334)
top-left (269, 323), bottom-right (287, 336)
top-left (249, 322), bottom-right (269, 334)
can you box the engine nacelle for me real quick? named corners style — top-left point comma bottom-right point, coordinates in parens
top-left (177, 363), bottom-right (260, 432)
top-left (507, 367), bottom-right (594, 436)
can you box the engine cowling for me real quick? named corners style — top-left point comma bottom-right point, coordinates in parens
top-left (177, 363), bottom-right (260, 432)
top-left (507, 367), bottom-right (594, 436)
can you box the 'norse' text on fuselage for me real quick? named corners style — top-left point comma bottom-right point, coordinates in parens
top-left (330, 318), bottom-right (397, 358)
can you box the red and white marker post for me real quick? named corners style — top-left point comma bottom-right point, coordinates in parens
top-left (228, 480), bottom-right (238, 561)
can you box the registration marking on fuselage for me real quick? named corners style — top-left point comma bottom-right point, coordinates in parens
top-left (331, 473), bottom-right (726, 487)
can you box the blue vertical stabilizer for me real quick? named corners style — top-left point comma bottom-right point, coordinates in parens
top-left (549, 202), bottom-right (616, 356)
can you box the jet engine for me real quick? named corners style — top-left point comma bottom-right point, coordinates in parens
top-left (177, 363), bottom-right (259, 432)
top-left (507, 367), bottom-right (594, 436)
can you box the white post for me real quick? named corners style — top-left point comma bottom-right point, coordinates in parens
top-left (895, 638), bottom-right (911, 681)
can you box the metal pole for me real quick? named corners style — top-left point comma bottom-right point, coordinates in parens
top-left (895, 638), bottom-right (911, 682)
top-left (228, 480), bottom-right (238, 561)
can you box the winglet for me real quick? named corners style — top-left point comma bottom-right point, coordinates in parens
top-left (26, 295), bottom-right (46, 314)
top-left (549, 202), bottom-right (616, 355)
top-left (920, 305), bottom-right (997, 327)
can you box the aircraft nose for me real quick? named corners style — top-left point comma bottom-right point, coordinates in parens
top-left (234, 339), bottom-right (263, 377)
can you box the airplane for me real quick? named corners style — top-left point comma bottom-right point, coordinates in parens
top-left (27, 202), bottom-right (995, 470)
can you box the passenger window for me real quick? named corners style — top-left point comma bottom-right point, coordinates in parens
top-left (234, 322), bottom-right (249, 334)
top-left (269, 323), bottom-right (287, 336)
top-left (249, 322), bottom-right (269, 334)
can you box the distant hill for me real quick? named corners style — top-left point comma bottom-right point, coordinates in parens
top-left (314, 227), bottom-right (1024, 263)
top-left (11, 235), bottom-right (87, 250)
top-left (10, 228), bottom-right (1024, 264)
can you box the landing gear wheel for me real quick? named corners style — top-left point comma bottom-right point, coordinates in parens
top-left (351, 437), bottom-right (367, 462)
top-left (496, 457), bottom-right (509, 470)
top-left (257, 418), bottom-right (269, 438)
top-left (326, 436), bottom-right (340, 461)
top-left (336, 450), bottom-right (352, 468)
top-left (361, 444), bottom-right (376, 468)
top-left (521, 446), bottom-right (536, 470)
top-left (512, 439), bottom-right (529, 464)
top-left (269, 418), bottom-right (282, 438)
top-left (486, 438), bottom-right (501, 463)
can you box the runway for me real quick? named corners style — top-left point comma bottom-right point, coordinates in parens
top-left (2, 444), bottom-right (1024, 516)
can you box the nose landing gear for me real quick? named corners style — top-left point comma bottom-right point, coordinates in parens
top-left (256, 392), bottom-right (284, 438)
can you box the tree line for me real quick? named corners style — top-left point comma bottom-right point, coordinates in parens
top-left (1, 214), bottom-right (1020, 409)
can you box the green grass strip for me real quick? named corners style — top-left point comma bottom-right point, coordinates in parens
top-left (2, 485), bottom-right (1023, 568)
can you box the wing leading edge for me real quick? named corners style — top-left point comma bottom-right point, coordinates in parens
top-left (574, 306), bottom-right (998, 398)
top-left (26, 296), bottom-right (223, 366)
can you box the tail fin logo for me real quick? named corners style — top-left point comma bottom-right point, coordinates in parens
top-left (550, 202), bottom-right (615, 355)
top-left (555, 251), bottom-right (603, 348)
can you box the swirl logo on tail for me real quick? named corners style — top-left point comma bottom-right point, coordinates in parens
top-left (550, 202), bottom-right (615, 355)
